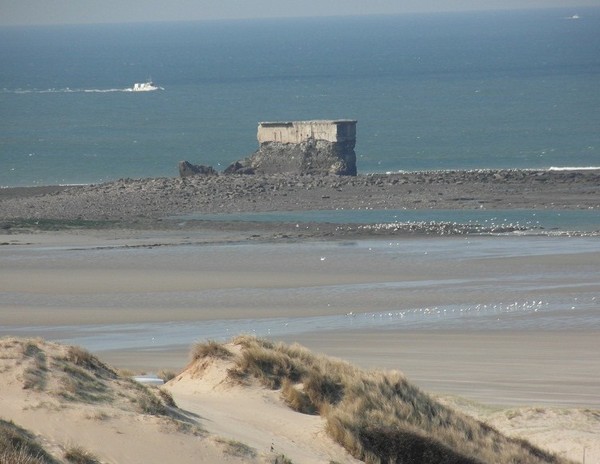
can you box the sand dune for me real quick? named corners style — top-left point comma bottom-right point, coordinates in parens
top-left (1, 226), bottom-right (599, 462)
top-left (0, 338), bottom-right (358, 463)
top-left (166, 343), bottom-right (360, 464)
top-left (0, 338), bottom-right (279, 463)
top-left (2, 337), bottom-right (597, 463)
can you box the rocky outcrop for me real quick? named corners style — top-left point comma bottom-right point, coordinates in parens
top-left (2, 170), bottom-right (599, 226)
top-left (223, 161), bottom-right (255, 175)
top-left (225, 139), bottom-right (357, 176)
top-left (225, 120), bottom-right (357, 176)
top-left (178, 161), bottom-right (218, 178)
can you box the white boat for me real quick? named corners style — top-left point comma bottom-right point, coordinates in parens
top-left (130, 80), bottom-right (163, 92)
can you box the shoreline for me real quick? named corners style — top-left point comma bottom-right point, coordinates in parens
top-left (2, 168), bottom-right (599, 219)
top-left (1, 169), bottom-right (599, 459)
top-left (2, 195), bottom-right (599, 461)
top-left (1, 231), bottom-right (598, 410)
top-left (2, 165), bottom-right (600, 190)
top-left (1, 169), bottom-right (598, 240)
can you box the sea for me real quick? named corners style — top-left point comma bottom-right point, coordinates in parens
top-left (1, 7), bottom-right (600, 188)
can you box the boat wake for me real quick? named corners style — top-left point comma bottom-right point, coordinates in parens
top-left (5, 83), bottom-right (164, 94)
top-left (6, 88), bottom-right (134, 94)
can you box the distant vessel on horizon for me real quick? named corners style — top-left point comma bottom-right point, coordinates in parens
top-left (129, 80), bottom-right (163, 92)
top-left (566, 14), bottom-right (580, 20)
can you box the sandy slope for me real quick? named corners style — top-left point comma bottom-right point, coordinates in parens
top-left (487, 408), bottom-right (600, 463)
top-left (1, 229), bottom-right (599, 462)
top-left (1, 337), bottom-right (599, 463)
top-left (0, 338), bottom-right (359, 463)
top-left (0, 338), bottom-right (248, 463)
top-left (165, 345), bottom-right (361, 464)
top-left (437, 396), bottom-right (600, 464)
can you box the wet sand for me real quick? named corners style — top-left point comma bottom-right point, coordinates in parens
top-left (2, 170), bottom-right (599, 409)
top-left (1, 230), bottom-right (599, 409)
top-left (2, 172), bottom-right (599, 462)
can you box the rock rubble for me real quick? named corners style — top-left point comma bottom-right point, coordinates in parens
top-left (1, 170), bottom-right (598, 228)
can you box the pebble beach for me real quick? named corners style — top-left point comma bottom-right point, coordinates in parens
top-left (1, 169), bottom-right (599, 238)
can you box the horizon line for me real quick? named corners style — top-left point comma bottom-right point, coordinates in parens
top-left (0, 5), bottom-right (596, 28)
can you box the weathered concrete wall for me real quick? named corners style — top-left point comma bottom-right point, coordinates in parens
top-left (225, 120), bottom-right (357, 176)
top-left (258, 120), bottom-right (356, 144)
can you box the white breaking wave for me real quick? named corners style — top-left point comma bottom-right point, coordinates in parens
top-left (548, 166), bottom-right (600, 171)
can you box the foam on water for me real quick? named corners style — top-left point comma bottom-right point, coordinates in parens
top-left (548, 166), bottom-right (600, 171)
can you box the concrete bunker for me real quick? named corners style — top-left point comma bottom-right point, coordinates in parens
top-left (226, 120), bottom-right (357, 176)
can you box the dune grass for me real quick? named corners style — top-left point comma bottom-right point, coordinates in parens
top-left (14, 339), bottom-right (178, 420)
top-left (2, 338), bottom-right (204, 463)
top-left (215, 437), bottom-right (257, 459)
top-left (191, 340), bottom-right (233, 361)
top-left (157, 369), bottom-right (177, 382)
top-left (272, 454), bottom-right (294, 464)
top-left (0, 419), bottom-right (58, 464)
top-left (21, 341), bottom-right (48, 391)
top-left (63, 446), bottom-right (100, 464)
top-left (210, 335), bottom-right (568, 464)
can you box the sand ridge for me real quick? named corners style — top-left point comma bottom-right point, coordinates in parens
top-left (167, 344), bottom-right (361, 464)
top-left (0, 337), bottom-right (356, 463)
top-left (1, 334), bottom-right (598, 463)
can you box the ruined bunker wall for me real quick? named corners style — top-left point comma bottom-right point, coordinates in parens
top-left (258, 120), bottom-right (356, 145)
top-left (225, 120), bottom-right (358, 176)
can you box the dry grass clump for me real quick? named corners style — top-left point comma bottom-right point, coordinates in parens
top-left (158, 388), bottom-right (177, 408)
top-left (0, 419), bottom-right (58, 464)
top-left (3, 338), bottom-right (203, 461)
top-left (271, 454), bottom-right (293, 464)
top-left (12, 339), bottom-right (177, 421)
top-left (58, 363), bottom-right (112, 404)
top-left (215, 437), bottom-right (257, 459)
top-left (232, 344), bottom-right (305, 389)
top-left (45, 346), bottom-right (118, 404)
top-left (135, 386), bottom-right (169, 416)
top-left (131, 383), bottom-right (181, 417)
top-left (63, 446), bottom-right (100, 464)
top-left (157, 369), bottom-right (177, 382)
top-left (11, 340), bottom-right (98, 399)
top-left (221, 335), bottom-right (566, 464)
top-left (65, 346), bottom-right (116, 379)
top-left (281, 379), bottom-right (317, 415)
top-left (20, 341), bottom-right (48, 391)
top-left (191, 340), bottom-right (233, 361)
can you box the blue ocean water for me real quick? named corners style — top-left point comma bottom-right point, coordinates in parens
top-left (1, 8), bottom-right (599, 187)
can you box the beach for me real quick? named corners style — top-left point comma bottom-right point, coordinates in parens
top-left (2, 227), bottom-right (599, 406)
top-left (1, 171), bottom-right (599, 462)
top-left (2, 8), bottom-right (599, 460)
top-left (2, 171), bottom-right (599, 395)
